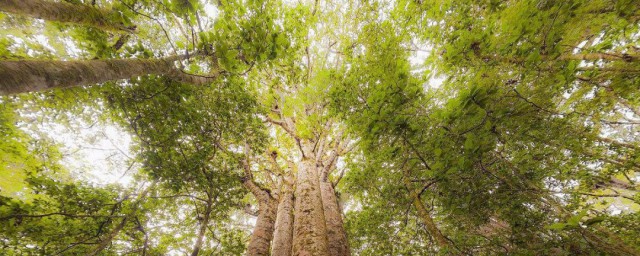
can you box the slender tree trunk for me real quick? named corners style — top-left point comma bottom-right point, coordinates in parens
top-left (320, 177), bottom-right (350, 256)
top-left (542, 195), bottom-right (640, 256)
top-left (480, 52), bottom-right (640, 66)
top-left (559, 53), bottom-right (639, 62)
top-left (272, 188), bottom-right (294, 256)
top-left (88, 216), bottom-right (129, 256)
top-left (402, 177), bottom-right (450, 248)
top-left (191, 199), bottom-right (213, 256)
top-left (292, 159), bottom-right (330, 256)
top-left (487, 159), bottom-right (640, 256)
top-left (411, 193), bottom-right (450, 247)
top-left (0, 55), bottom-right (215, 95)
top-left (88, 182), bottom-right (155, 256)
top-left (246, 199), bottom-right (277, 256)
top-left (0, 0), bottom-right (134, 32)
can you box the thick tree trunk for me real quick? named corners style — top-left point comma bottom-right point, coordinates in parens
top-left (292, 159), bottom-right (330, 256)
top-left (0, 0), bottom-right (134, 32)
top-left (246, 200), bottom-right (278, 256)
top-left (0, 56), bottom-right (215, 95)
top-left (191, 200), bottom-right (213, 256)
top-left (272, 189), bottom-right (294, 256)
top-left (320, 178), bottom-right (350, 256)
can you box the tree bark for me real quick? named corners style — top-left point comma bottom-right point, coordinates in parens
top-left (486, 158), bottom-right (640, 256)
top-left (559, 53), bottom-right (639, 62)
top-left (246, 199), bottom-right (277, 256)
top-left (0, 56), bottom-right (216, 95)
top-left (191, 198), bottom-right (213, 256)
top-left (88, 216), bottom-right (129, 256)
top-left (88, 182), bottom-right (155, 256)
top-left (0, 0), bottom-right (134, 32)
top-left (479, 52), bottom-right (640, 66)
top-left (292, 159), bottom-right (330, 256)
top-left (542, 194), bottom-right (640, 256)
top-left (272, 188), bottom-right (294, 256)
top-left (320, 178), bottom-right (350, 256)
top-left (402, 177), bottom-right (451, 248)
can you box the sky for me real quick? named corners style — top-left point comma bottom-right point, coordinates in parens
top-left (17, 105), bottom-right (137, 186)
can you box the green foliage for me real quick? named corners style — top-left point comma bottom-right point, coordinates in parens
top-left (332, 0), bottom-right (640, 254)
top-left (0, 172), bottom-right (126, 254)
top-left (2, 0), bottom-right (640, 255)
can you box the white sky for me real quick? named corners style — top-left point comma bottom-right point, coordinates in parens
top-left (17, 109), bottom-right (137, 186)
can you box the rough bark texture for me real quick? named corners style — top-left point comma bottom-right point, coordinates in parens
top-left (0, 56), bottom-right (216, 95)
top-left (168, 68), bottom-right (219, 86)
top-left (320, 179), bottom-right (350, 256)
top-left (292, 159), bottom-right (330, 256)
top-left (315, 138), bottom-right (350, 256)
top-left (272, 189), bottom-right (294, 256)
top-left (0, 0), bottom-right (134, 32)
top-left (246, 200), bottom-right (277, 256)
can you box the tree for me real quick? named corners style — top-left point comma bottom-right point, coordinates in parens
top-left (0, 0), bottom-right (287, 95)
top-left (0, 55), bottom-right (216, 94)
top-left (1, 0), bottom-right (640, 255)
top-left (0, 0), bottom-right (135, 32)
top-left (332, 0), bottom-right (640, 255)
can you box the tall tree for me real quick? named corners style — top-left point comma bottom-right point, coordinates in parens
top-left (2, 0), bottom-right (640, 255)
top-left (332, 0), bottom-right (640, 254)
top-left (0, 0), bottom-right (135, 32)
top-left (0, 55), bottom-right (215, 94)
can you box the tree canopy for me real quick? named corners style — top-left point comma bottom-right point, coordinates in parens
top-left (1, 0), bottom-right (639, 255)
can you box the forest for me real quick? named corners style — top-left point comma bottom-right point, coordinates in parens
top-left (0, 0), bottom-right (639, 255)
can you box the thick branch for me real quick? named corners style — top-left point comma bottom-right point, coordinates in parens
top-left (0, 0), bottom-right (135, 32)
top-left (560, 53), bottom-right (639, 62)
top-left (265, 116), bottom-right (299, 140)
top-left (0, 213), bottom-right (126, 221)
top-left (240, 148), bottom-right (271, 203)
top-left (0, 56), bottom-right (182, 95)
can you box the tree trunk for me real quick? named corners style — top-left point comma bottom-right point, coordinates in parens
top-left (246, 199), bottom-right (277, 256)
top-left (88, 182), bottom-right (155, 256)
top-left (487, 159), bottom-right (640, 256)
top-left (88, 216), bottom-right (129, 256)
top-left (559, 53), bottom-right (639, 62)
top-left (402, 177), bottom-right (450, 248)
top-left (0, 56), bottom-right (215, 95)
top-left (292, 159), bottom-right (330, 256)
top-left (0, 0), bottom-right (134, 32)
top-left (191, 199), bottom-right (213, 256)
top-left (542, 195), bottom-right (640, 256)
top-left (272, 188), bottom-right (294, 256)
top-left (320, 178), bottom-right (350, 256)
